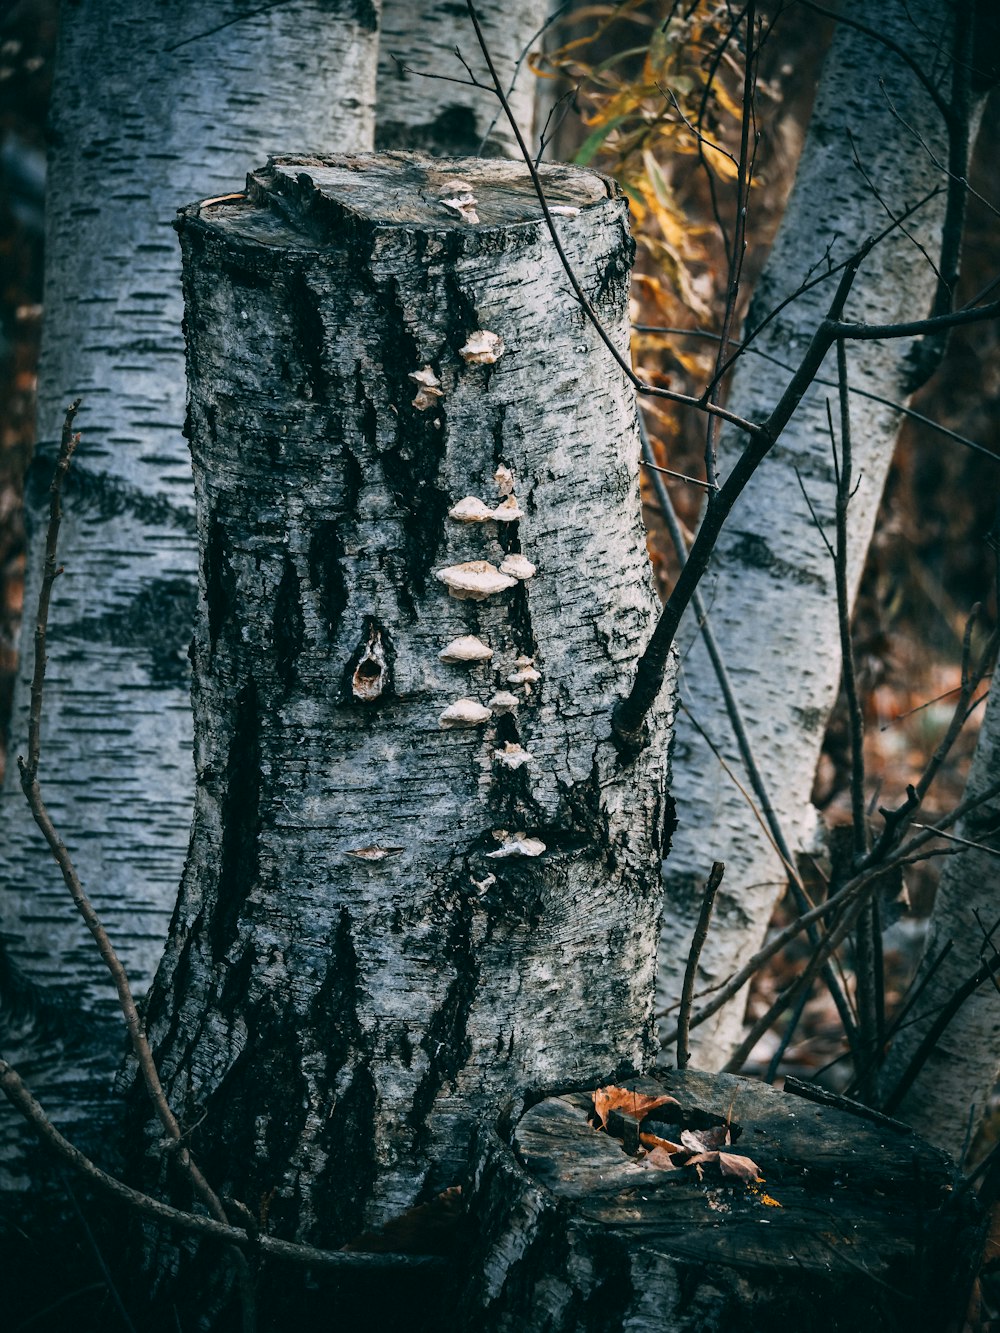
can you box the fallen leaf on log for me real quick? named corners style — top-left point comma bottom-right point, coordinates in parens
top-left (680, 1125), bottom-right (730, 1153)
top-left (639, 1130), bottom-right (684, 1154)
top-left (593, 1084), bottom-right (680, 1129)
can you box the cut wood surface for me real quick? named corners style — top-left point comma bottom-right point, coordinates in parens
top-left (462, 1068), bottom-right (981, 1331)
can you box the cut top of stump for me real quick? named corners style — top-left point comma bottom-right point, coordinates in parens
top-left (483, 1069), bottom-right (978, 1330)
top-left (187, 152), bottom-right (619, 244)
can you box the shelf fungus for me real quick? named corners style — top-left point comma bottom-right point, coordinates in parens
top-left (486, 833), bottom-right (546, 859)
top-left (409, 365), bottom-right (443, 412)
top-left (441, 193), bottom-right (479, 224)
top-left (494, 464), bottom-right (515, 496)
top-left (488, 690), bottom-right (519, 712)
top-left (460, 330), bottom-right (505, 365)
top-left (436, 560), bottom-right (518, 600)
top-left (448, 496), bottom-right (495, 523)
top-left (507, 656), bottom-right (541, 688)
top-left (492, 496), bottom-right (522, 522)
top-left (499, 553), bottom-right (536, 581)
top-left (439, 698), bottom-right (492, 729)
top-left (494, 742), bottom-right (533, 770)
top-left (344, 845), bottom-right (404, 861)
top-left (439, 635), bottom-right (494, 664)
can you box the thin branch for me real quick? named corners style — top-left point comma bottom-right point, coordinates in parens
top-left (677, 862), bottom-right (725, 1069)
top-left (14, 405), bottom-right (253, 1309)
top-left (464, 0), bottom-right (763, 440)
top-left (881, 951), bottom-right (1000, 1116)
top-left (0, 1059), bottom-right (442, 1274)
top-left (831, 340), bottom-right (880, 1096)
top-left (633, 323), bottom-right (1000, 465)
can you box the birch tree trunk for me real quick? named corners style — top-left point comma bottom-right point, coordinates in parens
top-left (879, 682), bottom-right (1000, 1147)
top-left (656, 0), bottom-right (980, 1065)
top-left (377, 0), bottom-right (549, 157)
top-left (132, 154), bottom-right (671, 1293)
top-left (0, 0), bottom-right (378, 1179)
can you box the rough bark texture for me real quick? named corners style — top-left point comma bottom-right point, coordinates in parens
top-left (657, 1), bottom-right (972, 1064)
top-left (377, 0), bottom-right (549, 157)
top-left (879, 684), bottom-right (1000, 1147)
top-left (461, 1069), bottom-right (980, 1331)
top-left (132, 154), bottom-right (673, 1279)
top-left (0, 2), bottom-right (379, 1181)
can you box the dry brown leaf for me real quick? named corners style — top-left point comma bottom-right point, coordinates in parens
top-left (680, 1125), bottom-right (730, 1154)
top-left (639, 1145), bottom-right (681, 1171)
top-left (718, 1151), bottom-right (762, 1183)
top-left (593, 1085), bottom-right (680, 1129)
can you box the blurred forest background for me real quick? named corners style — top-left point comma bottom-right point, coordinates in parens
top-left (0, 0), bottom-right (997, 1098)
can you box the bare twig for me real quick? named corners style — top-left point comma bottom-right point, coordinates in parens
top-left (15, 405), bottom-right (253, 1318)
top-left (677, 862), bottom-right (725, 1069)
top-left (881, 952), bottom-right (1000, 1116)
top-left (0, 1059), bottom-right (442, 1274)
top-left (830, 341), bottom-right (881, 1097)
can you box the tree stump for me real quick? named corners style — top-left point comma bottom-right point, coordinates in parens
top-left (461, 1069), bottom-right (981, 1331)
top-left (133, 153), bottom-right (673, 1272)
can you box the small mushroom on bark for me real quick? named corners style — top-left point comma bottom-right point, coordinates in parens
top-left (448, 496), bottom-right (495, 523)
top-left (408, 365), bottom-right (443, 411)
top-left (492, 496), bottom-right (522, 522)
top-left (460, 330), bottom-right (505, 364)
top-left (488, 690), bottom-right (519, 712)
top-left (439, 636), bottom-right (494, 664)
top-left (499, 553), bottom-right (536, 581)
top-left (486, 834), bottom-right (546, 859)
top-left (494, 742), bottom-right (533, 770)
top-left (494, 464), bottom-right (515, 495)
top-left (439, 698), bottom-right (492, 729)
top-left (441, 194), bottom-right (479, 224)
top-left (436, 561), bottom-right (518, 601)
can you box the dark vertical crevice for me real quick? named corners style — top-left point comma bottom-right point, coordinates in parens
top-left (273, 553), bottom-right (304, 693)
top-left (210, 681), bottom-right (261, 962)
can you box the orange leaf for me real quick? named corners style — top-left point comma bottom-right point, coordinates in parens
top-left (592, 1085), bottom-right (680, 1129)
top-left (639, 1131), bottom-right (684, 1154)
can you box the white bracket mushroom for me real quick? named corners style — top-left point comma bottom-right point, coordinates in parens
top-left (439, 698), bottom-right (492, 729)
top-left (439, 636), bottom-right (494, 664)
top-left (460, 331), bottom-right (505, 365)
top-left (436, 561), bottom-right (517, 601)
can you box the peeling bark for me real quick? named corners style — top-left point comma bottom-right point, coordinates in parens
top-left (131, 155), bottom-right (672, 1289)
top-left (377, 0), bottom-right (549, 157)
top-left (656, 0), bottom-right (982, 1065)
top-left (0, 0), bottom-right (379, 1182)
top-left (461, 1070), bottom-right (979, 1331)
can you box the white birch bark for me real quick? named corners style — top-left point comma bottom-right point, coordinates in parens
top-left (0, 0), bottom-right (378, 1179)
top-left (879, 682), bottom-right (1000, 1147)
top-left (377, 0), bottom-right (548, 156)
top-left (131, 155), bottom-right (671, 1290)
top-left (656, 1), bottom-right (973, 1065)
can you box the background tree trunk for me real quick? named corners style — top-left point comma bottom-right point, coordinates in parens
top-left (0, 0), bottom-right (378, 1179)
top-left (132, 154), bottom-right (672, 1296)
top-left (376, 0), bottom-right (550, 156)
top-left (879, 680), bottom-right (1000, 1148)
top-left (656, 0), bottom-right (980, 1066)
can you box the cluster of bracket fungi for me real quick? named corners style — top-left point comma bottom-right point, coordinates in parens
top-left (416, 339), bottom-right (544, 860)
